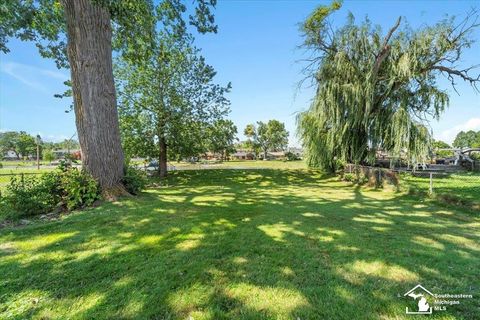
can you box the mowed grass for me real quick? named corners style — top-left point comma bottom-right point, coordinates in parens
top-left (0, 169), bottom-right (479, 319)
top-left (170, 160), bottom-right (307, 170)
top-left (0, 169), bottom-right (53, 192)
top-left (401, 172), bottom-right (480, 207)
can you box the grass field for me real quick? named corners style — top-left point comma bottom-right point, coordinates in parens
top-left (401, 172), bottom-right (480, 208)
top-left (170, 160), bottom-right (307, 170)
top-left (0, 168), bottom-right (54, 191)
top-left (0, 169), bottom-right (478, 319)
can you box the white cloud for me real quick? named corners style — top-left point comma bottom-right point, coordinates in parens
top-left (0, 61), bottom-right (68, 92)
top-left (438, 118), bottom-right (480, 144)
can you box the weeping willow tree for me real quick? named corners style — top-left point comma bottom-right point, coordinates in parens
top-left (298, 2), bottom-right (480, 172)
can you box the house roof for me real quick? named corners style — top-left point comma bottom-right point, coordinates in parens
top-left (232, 151), bottom-right (253, 157)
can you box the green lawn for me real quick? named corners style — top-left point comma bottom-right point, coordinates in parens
top-left (401, 172), bottom-right (480, 208)
top-left (0, 169), bottom-right (478, 319)
top-left (0, 168), bottom-right (54, 192)
top-left (170, 160), bottom-right (307, 170)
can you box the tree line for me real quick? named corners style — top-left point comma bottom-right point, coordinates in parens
top-left (0, 131), bottom-right (80, 161)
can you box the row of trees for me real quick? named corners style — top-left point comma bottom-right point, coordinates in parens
top-left (297, 2), bottom-right (480, 172)
top-left (0, 131), bottom-right (80, 161)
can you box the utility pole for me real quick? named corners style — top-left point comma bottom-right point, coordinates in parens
top-left (36, 135), bottom-right (42, 170)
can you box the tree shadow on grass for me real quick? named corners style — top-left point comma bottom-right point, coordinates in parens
top-left (0, 170), bottom-right (479, 319)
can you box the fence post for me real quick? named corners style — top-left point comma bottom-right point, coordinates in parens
top-left (429, 172), bottom-right (433, 195)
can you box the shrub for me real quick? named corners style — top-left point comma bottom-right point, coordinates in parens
top-left (122, 166), bottom-right (147, 195)
top-left (285, 152), bottom-right (300, 161)
top-left (61, 169), bottom-right (100, 211)
top-left (343, 173), bottom-right (355, 182)
top-left (3, 174), bottom-right (59, 216)
top-left (43, 149), bottom-right (55, 162)
top-left (2, 168), bottom-right (100, 218)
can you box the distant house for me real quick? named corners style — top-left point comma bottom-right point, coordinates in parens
top-left (231, 150), bottom-right (254, 160)
top-left (3, 150), bottom-right (18, 160)
top-left (52, 149), bottom-right (81, 160)
top-left (260, 151), bottom-right (286, 160)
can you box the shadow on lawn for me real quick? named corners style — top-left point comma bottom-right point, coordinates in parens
top-left (0, 169), bottom-right (479, 319)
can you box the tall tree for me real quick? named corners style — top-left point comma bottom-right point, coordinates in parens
top-left (62, 0), bottom-right (125, 196)
top-left (1, 0), bottom-right (218, 197)
top-left (297, 2), bottom-right (480, 172)
top-left (116, 15), bottom-right (230, 177)
top-left (243, 124), bottom-right (259, 159)
top-left (246, 120), bottom-right (289, 160)
top-left (207, 119), bottom-right (238, 161)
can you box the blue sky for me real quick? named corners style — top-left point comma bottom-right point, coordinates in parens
top-left (0, 0), bottom-right (479, 146)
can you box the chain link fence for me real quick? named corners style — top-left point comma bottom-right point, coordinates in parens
top-left (344, 164), bottom-right (480, 210)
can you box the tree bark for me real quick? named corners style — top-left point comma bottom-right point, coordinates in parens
top-left (159, 136), bottom-right (168, 178)
top-left (62, 0), bottom-right (126, 199)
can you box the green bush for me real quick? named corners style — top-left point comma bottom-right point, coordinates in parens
top-left (3, 175), bottom-right (58, 217)
top-left (43, 149), bottom-right (55, 162)
top-left (61, 169), bottom-right (100, 211)
top-left (2, 168), bottom-right (100, 218)
top-left (122, 166), bottom-right (147, 195)
top-left (343, 172), bottom-right (368, 184)
top-left (343, 173), bottom-right (356, 182)
top-left (285, 152), bottom-right (300, 161)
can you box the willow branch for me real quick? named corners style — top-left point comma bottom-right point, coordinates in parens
top-left (372, 17), bottom-right (402, 77)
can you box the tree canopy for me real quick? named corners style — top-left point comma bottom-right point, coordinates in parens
top-left (245, 120), bottom-right (289, 159)
top-left (297, 2), bottom-right (480, 171)
top-left (453, 130), bottom-right (480, 148)
top-left (115, 5), bottom-right (231, 176)
top-left (0, 131), bottom-right (37, 159)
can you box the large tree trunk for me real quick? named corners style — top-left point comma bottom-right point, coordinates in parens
top-left (62, 0), bottom-right (126, 199)
top-left (158, 136), bottom-right (168, 178)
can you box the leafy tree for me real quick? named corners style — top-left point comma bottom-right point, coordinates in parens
top-left (0, 131), bottom-right (36, 159)
top-left (17, 132), bottom-right (37, 159)
top-left (1, 0), bottom-right (218, 196)
top-left (116, 14), bottom-right (230, 177)
top-left (206, 120), bottom-right (238, 161)
top-left (297, 2), bottom-right (480, 172)
top-left (246, 120), bottom-right (289, 160)
top-left (453, 130), bottom-right (480, 148)
top-left (0, 131), bottom-right (21, 159)
top-left (243, 124), bottom-right (259, 159)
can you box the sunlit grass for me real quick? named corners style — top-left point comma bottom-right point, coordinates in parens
top-left (0, 169), bottom-right (478, 319)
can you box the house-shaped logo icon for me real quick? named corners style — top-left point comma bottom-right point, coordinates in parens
top-left (404, 284), bottom-right (434, 314)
